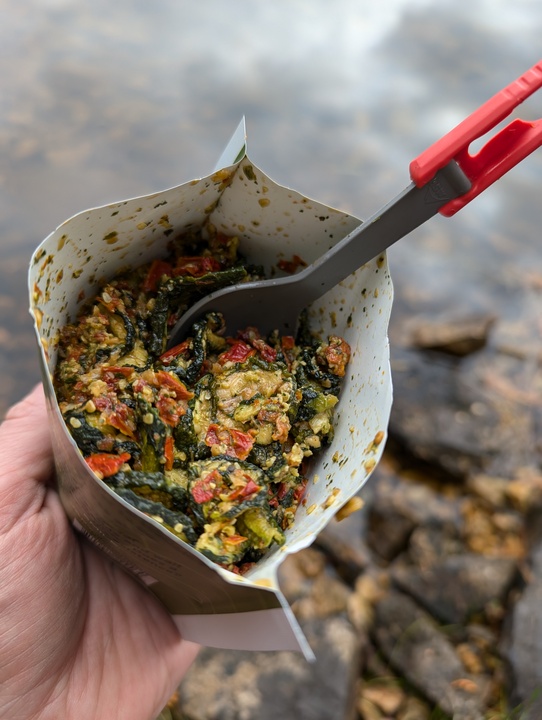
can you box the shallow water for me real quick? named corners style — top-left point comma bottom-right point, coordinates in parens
top-left (2, 0), bottom-right (542, 414)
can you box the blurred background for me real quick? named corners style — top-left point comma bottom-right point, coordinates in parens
top-left (2, 0), bottom-right (542, 415)
top-left (3, 3), bottom-right (542, 718)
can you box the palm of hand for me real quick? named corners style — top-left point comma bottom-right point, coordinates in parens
top-left (0, 387), bottom-right (198, 720)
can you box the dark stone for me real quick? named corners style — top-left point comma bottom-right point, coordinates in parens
top-left (388, 346), bottom-right (542, 478)
top-left (391, 553), bottom-right (518, 624)
top-left (373, 590), bottom-right (489, 719)
top-left (314, 490), bottom-right (372, 583)
top-left (177, 553), bottom-right (361, 720)
top-left (500, 578), bottom-right (542, 720)
top-left (407, 524), bottom-right (465, 567)
top-left (177, 616), bottom-right (361, 720)
top-left (501, 508), bottom-right (542, 718)
top-left (366, 470), bottom-right (461, 561)
top-left (410, 313), bottom-right (496, 357)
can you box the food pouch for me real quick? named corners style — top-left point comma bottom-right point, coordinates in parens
top-left (28, 120), bottom-right (393, 659)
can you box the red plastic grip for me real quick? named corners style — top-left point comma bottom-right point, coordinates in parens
top-left (410, 61), bottom-right (542, 216)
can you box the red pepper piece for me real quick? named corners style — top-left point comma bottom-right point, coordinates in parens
top-left (159, 339), bottom-right (191, 364)
top-left (142, 259), bottom-right (173, 292)
top-left (277, 254), bottom-right (307, 274)
top-left (102, 401), bottom-right (138, 439)
top-left (86, 452), bottom-right (131, 477)
top-left (163, 435), bottom-right (174, 471)
top-left (173, 256), bottom-right (222, 277)
top-left (218, 341), bottom-right (255, 365)
top-left (321, 336), bottom-right (351, 377)
top-left (155, 394), bottom-right (186, 427)
top-left (191, 469), bottom-right (222, 504)
top-left (228, 477), bottom-right (261, 501)
top-left (155, 370), bottom-right (194, 400)
top-left (205, 424), bottom-right (254, 461)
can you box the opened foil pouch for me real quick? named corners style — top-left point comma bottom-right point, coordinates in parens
top-left (28, 121), bottom-right (393, 659)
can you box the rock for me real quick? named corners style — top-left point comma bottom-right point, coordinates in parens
top-left (177, 551), bottom-right (361, 720)
top-left (410, 313), bottom-right (496, 356)
top-left (500, 576), bottom-right (542, 720)
top-left (292, 572), bottom-right (352, 621)
top-left (310, 484), bottom-right (373, 583)
top-left (396, 696), bottom-right (432, 720)
top-left (407, 524), bottom-right (465, 568)
top-left (501, 507), bottom-right (542, 719)
top-left (347, 571), bottom-right (389, 632)
top-left (466, 473), bottom-right (510, 509)
top-left (177, 616), bottom-right (361, 720)
top-left (390, 553), bottom-right (518, 625)
top-left (389, 346), bottom-right (542, 477)
top-left (373, 589), bottom-right (489, 719)
top-left (506, 468), bottom-right (542, 514)
top-left (277, 547), bottom-right (328, 605)
top-left (358, 678), bottom-right (406, 715)
top-left (366, 469), bottom-right (461, 561)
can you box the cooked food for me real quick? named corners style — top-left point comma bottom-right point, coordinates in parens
top-left (54, 225), bottom-right (351, 572)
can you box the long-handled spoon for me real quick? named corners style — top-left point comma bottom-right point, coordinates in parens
top-left (169, 60), bottom-right (542, 342)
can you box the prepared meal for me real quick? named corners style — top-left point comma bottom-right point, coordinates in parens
top-left (54, 224), bottom-right (351, 572)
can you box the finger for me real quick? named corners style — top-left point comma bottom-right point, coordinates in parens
top-left (0, 384), bottom-right (54, 519)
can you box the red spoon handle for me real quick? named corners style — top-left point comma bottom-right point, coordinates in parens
top-left (410, 60), bottom-right (542, 216)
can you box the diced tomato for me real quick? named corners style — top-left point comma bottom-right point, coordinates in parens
top-left (86, 452), bottom-right (130, 477)
top-left (155, 394), bottom-right (186, 427)
top-left (223, 534), bottom-right (248, 546)
top-left (191, 469), bottom-right (222, 503)
top-left (280, 335), bottom-right (296, 369)
top-left (132, 376), bottom-right (151, 394)
top-left (228, 477), bottom-right (261, 501)
top-left (281, 335), bottom-right (295, 350)
top-left (218, 341), bottom-right (255, 365)
top-left (155, 370), bottom-right (194, 400)
top-left (205, 424), bottom-right (254, 461)
top-left (277, 254), bottom-right (307, 274)
top-left (321, 336), bottom-right (351, 377)
top-left (252, 338), bottom-right (277, 362)
top-left (159, 339), bottom-right (191, 364)
top-left (173, 256), bottom-right (221, 277)
top-left (230, 428), bottom-right (253, 458)
top-left (293, 479), bottom-right (308, 503)
top-left (277, 482), bottom-right (290, 500)
top-left (142, 259), bottom-right (173, 292)
top-left (102, 401), bottom-right (137, 439)
top-left (93, 396), bottom-right (113, 412)
top-left (163, 435), bottom-right (174, 471)
top-left (102, 365), bottom-right (134, 378)
top-left (237, 327), bottom-right (277, 362)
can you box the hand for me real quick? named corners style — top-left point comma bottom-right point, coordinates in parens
top-left (0, 385), bottom-right (199, 720)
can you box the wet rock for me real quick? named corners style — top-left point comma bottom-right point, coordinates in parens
top-left (391, 553), bottom-right (518, 624)
top-left (506, 468), bottom-right (542, 514)
top-left (357, 677), bottom-right (406, 715)
top-left (177, 550), bottom-right (361, 720)
top-left (347, 570), bottom-right (389, 633)
top-left (366, 468), bottom-right (461, 561)
top-left (466, 473), bottom-right (510, 509)
top-left (314, 499), bottom-right (372, 583)
top-left (389, 346), bottom-right (542, 477)
top-left (177, 616), bottom-right (361, 720)
top-left (500, 576), bottom-right (542, 719)
top-left (501, 505), bottom-right (542, 719)
top-left (373, 589), bottom-right (489, 719)
top-left (396, 696), bottom-right (432, 720)
top-left (410, 313), bottom-right (496, 356)
top-left (407, 524), bottom-right (465, 567)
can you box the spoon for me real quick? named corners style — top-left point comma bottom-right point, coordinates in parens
top-left (169, 60), bottom-right (542, 342)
